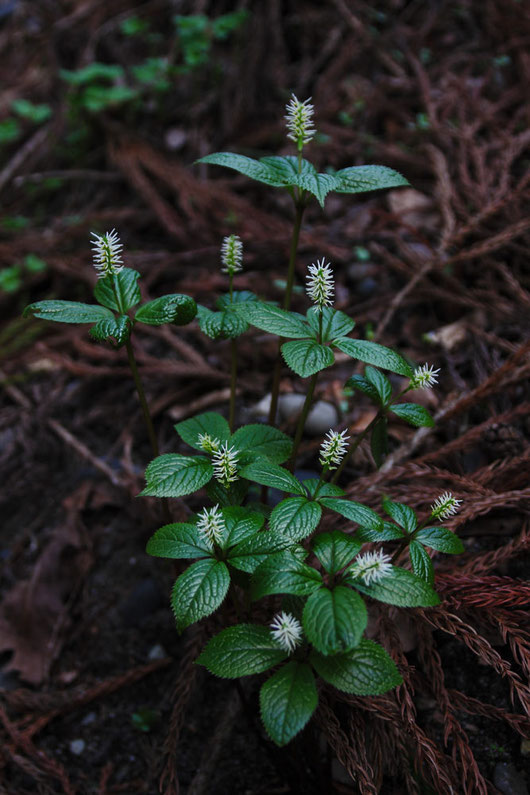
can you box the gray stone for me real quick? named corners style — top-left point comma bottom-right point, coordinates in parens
top-left (494, 763), bottom-right (528, 795)
top-left (69, 739), bottom-right (85, 756)
top-left (304, 401), bottom-right (339, 436)
top-left (148, 643), bottom-right (167, 661)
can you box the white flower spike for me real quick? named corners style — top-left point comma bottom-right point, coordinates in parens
top-left (285, 94), bottom-right (316, 149)
top-left (212, 443), bottom-right (239, 487)
top-left (198, 433), bottom-right (221, 454)
top-left (320, 429), bottom-right (350, 470)
top-left (221, 235), bottom-right (243, 275)
top-left (270, 612), bottom-right (303, 653)
top-left (306, 259), bottom-right (334, 307)
top-left (196, 505), bottom-right (225, 547)
top-left (410, 363), bottom-right (440, 390)
top-left (349, 550), bottom-right (393, 586)
top-left (91, 229), bottom-right (123, 279)
top-left (431, 492), bottom-right (462, 521)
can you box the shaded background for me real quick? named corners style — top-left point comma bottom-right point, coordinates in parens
top-left (0, 1), bottom-right (529, 793)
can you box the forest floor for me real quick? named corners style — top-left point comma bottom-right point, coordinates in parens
top-left (0, 1), bottom-right (529, 793)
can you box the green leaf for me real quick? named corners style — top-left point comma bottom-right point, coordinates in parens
top-left (409, 541), bottom-right (435, 585)
top-left (198, 307), bottom-right (248, 339)
top-left (282, 339), bottom-right (334, 378)
top-left (197, 152), bottom-right (296, 187)
top-left (89, 314), bottom-right (131, 345)
top-left (303, 586), bottom-right (367, 655)
top-left (348, 566), bottom-right (440, 607)
top-left (60, 62), bottom-right (125, 85)
top-left (269, 497), bottom-right (322, 541)
top-left (346, 374), bottom-right (381, 404)
top-left (333, 165), bottom-right (409, 195)
top-left (312, 530), bottom-right (362, 574)
top-left (414, 527), bottom-right (464, 554)
top-left (197, 624), bottom-right (288, 677)
top-left (206, 477), bottom-right (248, 506)
top-left (370, 417), bottom-right (388, 468)
top-left (135, 294), bottom-right (197, 326)
top-left (228, 531), bottom-right (295, 573)
top-left (382, 498), bottom-right (417, 533)
top-left (216, 290), bottom-right (258, 309)
top-left (239, 460), bottom-right (305, 496)
top-left (356, 521), bottom-right (405, 542)
top-left (335, 338), bottom-right (413, 377)
top-left (391, 403), bottom-right (435, 428)
top-left (93, 268), bottom-right (141, 312)
top-left (222, 506), bottom-right (265, 547)
top-left (11, 98), bottom-right (52, 124)
top-left (230, 424), bottom-right (292, 465)
top-left (146, 522), bottom-right (213, 559)
top-left (303, 479), bottom-right (345, 498)
top-left (260, 662), bottom-right (318, 746)
top-left (365, 366), bottom-right (392, 406)
top-left (141, 454), bottom-right (213, 497)
top-left (306, 307), bottom-right (355, 343)
top-left (297, 170), bottom-right (338, 207)
top-left (236, 301), bottom-right (311, 339)
top-left (311, 638), bottom-right (402, 694)
top-left (319, 498), bottom-right (382, 532)
top-left (23, 300), bottom-right (114, 324)
top-left (171, 559), bottom-right (230, 632)
top-left (252, 551), bottom-right (323, 600)
top-left (175, 412), bottom-right (231, 451)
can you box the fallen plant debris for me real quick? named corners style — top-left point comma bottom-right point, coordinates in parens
top-left (1, 1), bottom-right (529, 793)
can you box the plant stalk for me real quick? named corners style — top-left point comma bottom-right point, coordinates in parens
top-left (229, 338), bottom-right (237, 433)
top-left (330, 413), bottom-right (380, 485)
top-left (125, 338), bottom-right (160, 459)
top-left (287, 371), bottom-right (318, 471)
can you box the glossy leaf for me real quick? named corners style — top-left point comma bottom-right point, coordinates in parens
top-left (197, 624), bottom-right (288, 677)
top-left (415, 527), bottom-right (464, 554)
top-left (270, 497), bottom-right (322, 541)
top-left (306, 307), bottom-right (355, 343)
top-left (198, 307), bottom-right (248, 339)
top-left (311, 638), bottom-right (402, 694)
top-left (239, 460), bottom-right (305, 496)
top-left (175, 412), bottom-right (231, 451)
top-left (303, 586), bottom-right (366, 655)
top-left (252, 550), bottom-right (323, 600)
top-left (391, 403), bottom-right (435, 428)
top-left (141, 454), bottom-right (213, 497)
top-left (365, 366), bottom-right (392, 406)
top-left (228, 531), bottom-right (294, 573)
top-left (319, 497), bottom-right (382, 532)
top-left (409, 541), bottom-right (435, 585)
top-left (89, 314), bottom-right (131, 345)
top-left (93, 268), bottom-right (141, 312)
top-left (382, 498), bottom-right (417, 533)
top-left (23, 300), bottom-right (114, 324)
top-left (146, 522), bottom-right (212, 559)
top-left (237, 301), bottom-right (311, 338)
top-left (312, 530), bottom-right (362, 574)
top-left (135, 294), bottom-right (197, 326)
top-left (222, 506), bottom-right (265, 547)
top-left (335, 338), bottom-right (413, 377)
top-left (171, 558), bottom-right (230, 632)
top-left (231, 424), bottom-right (292, 465)
top-left (260, 662), bottom-right (318, 746)
top-left (281, 339), bottom-right (334, 378)
top-left (333, 165), bottom-right (409, 195)
top-left (348, 566), bottom-right (440, 607)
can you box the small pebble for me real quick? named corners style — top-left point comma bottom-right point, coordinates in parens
top-left (69, 739), bottom-right (85, 756)
top-left (148, 643), bottom-right (167, 661)
top-left (304, 401), bottom-right (339, 436)
top-left (494, 763), bottom-right (528, 795)
top-left (82, 712), bottom-right (96, 726)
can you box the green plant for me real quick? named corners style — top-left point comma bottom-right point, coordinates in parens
top-left (173, 11), bottom-right (249, 71)
top-left (139, 96), bottom-right (463, 746)
top-left (0, 254), bottom-right (48, 294)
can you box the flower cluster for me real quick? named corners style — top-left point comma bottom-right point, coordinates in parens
top-left (270, 612), bottom-right (303, 653)
top-left (196, 505), bottom-right (225, 547)
top-left (319, 429), bottom-right (350, 470)
top-left (212, 443), bottom-right (239, 487)
top-left (349, 550), bottom-right (392, 586)
top-left (221, 234), bottom-right (243, 275)
top-left (306, 259), bottom-right (334, 307)
top-left (285, 94), bottom-right (316, 149)
top-left (91, 229), bottom-right (123, 280)
top-left (198, 433), bottom-right (221, 454)
top-left (430, 492), bottom-right (462, 521)
top-left (410, 363), bottom-right (440, 390)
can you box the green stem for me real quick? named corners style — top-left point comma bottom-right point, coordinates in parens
top-left (229, 338), bottom-right (237, 433)
top-left (312, 465), bottom-right (329, 501)
top-left (330, 413), bottom-right (381, 485)
top-left (268, 202), bottom-right (305, 426)
top-left (287, 372), bottom-right (318, 471)
top-left (125, 338), bottom-right (160, 460)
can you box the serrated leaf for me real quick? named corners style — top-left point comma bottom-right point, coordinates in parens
top-left (346, 374), bottom-right (381, 404)
top-left (409, 541), bottom-right (435, 585)
top-left (198, 307), bottom-right (248, 339)
top-left (146, 521), bottom-right (213, 559)
top-left (391, 403), bottom-right (435, 428)
top-left (93, 268), bottom-right (141, 312)
top-left (335, 338), bottom-right (413, 377)
top-left (206, 477), bottom-right (249, 506)
top-left (252, 550), bottom-right (323, 600)
top-left (23, 300), bottom-right (114, 324)
top-left (303, 586), bottom-right (366, 655)
top-left (239, 460), bottom-right (305, 496)
top-left (312, 531), bottom-right (362, 574)
top-left (260, 662), bottom-right (318, 746)
top-left (348, 566), bottom-right (440, 607)
top-left (306, 307), bottom-right (355, 343)
top-left (197, 152), bottom-right (297, 187)
top-left (303, 479), bottom-right (345, 498)
top-left (171, 558), bottom-right (230, 632)
top-left (297, 170), bottom-right (337, 207)
top-left (216, 290), bottom-right (258, 309)
top-left (414, 527), bottom-right (464, 554)
top-left (333, 165), bottom-right (409, 195)
top-left (371, 418), bottom-right (388, 468)
top-left (236, 301), bottom-right (311, 338)
top-left (310, 638), bottom-right (402, 694)
top-left (282, 339), bottom-right (334, 378)
top-left (356, 521), bottom-right (405, 542)
top-left (230, 424), bottom-right (292, 465)
top-left (319, 498), bottom-right (382, 532)
top-left (222, 506), bottom-right (265, 547)
top-left (228, 531), bottom-right (295, 573)
top-left (382, 498), bottom-right (417, 533)
top-left (141, 454), bottom-right (213, 497)
top-left (89, 314), bottom-right (130, 345)
top-left (175, 412), bottom-right (231, 451)
top-left (135, 294), bottom-right (197, 326)
top-left (365, 366), bottom-right (392, 406)
top-left (197, 624), bottom-right (288, 677)
top-left (269, 497), bottom-right (322, 541)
